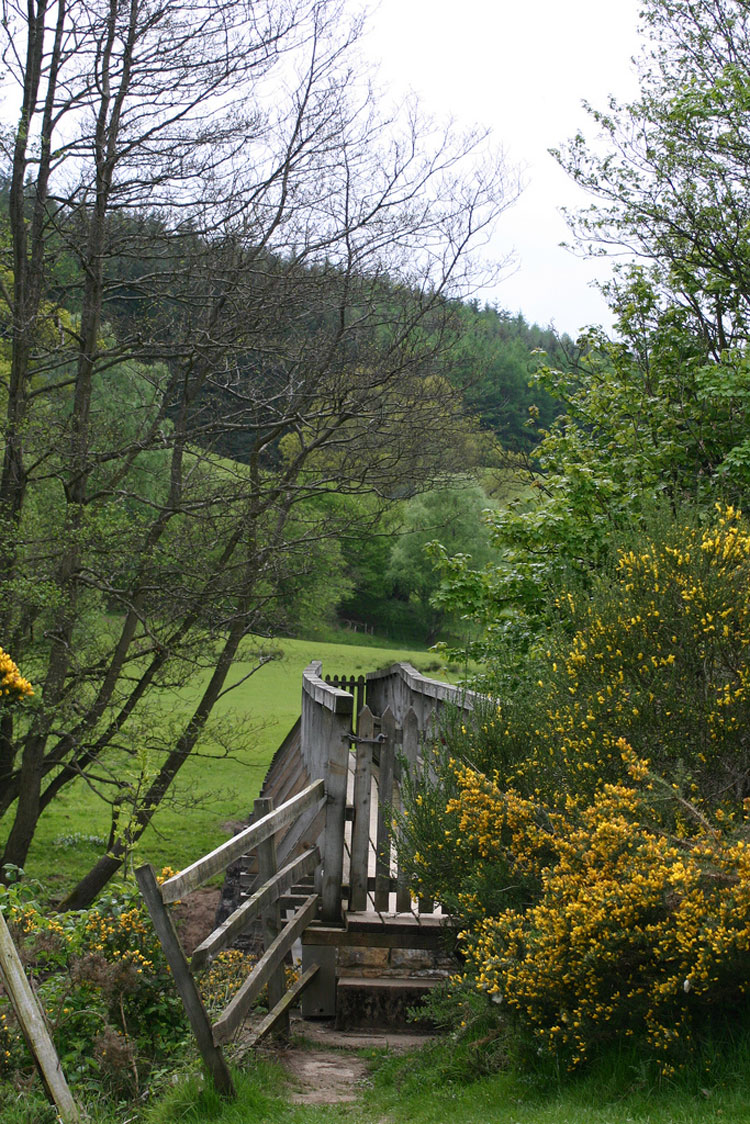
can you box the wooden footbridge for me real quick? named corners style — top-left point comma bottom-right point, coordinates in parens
top-left (137, 661), bottom-right (477, 1097)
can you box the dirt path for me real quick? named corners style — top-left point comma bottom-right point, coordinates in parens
top-left (275, 1018), bottom-right (433, 1106)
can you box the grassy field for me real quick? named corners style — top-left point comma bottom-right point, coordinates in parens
top-left (19, 635), bottom-right (451, 897)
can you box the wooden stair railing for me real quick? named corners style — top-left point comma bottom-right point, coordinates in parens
top-left (136, 781), bottom-right (326, 1099)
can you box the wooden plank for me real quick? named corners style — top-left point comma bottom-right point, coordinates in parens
top-left (342, 876), bottom-right (398, 894)
top-left (191, 847), bottom-right (319, 972)
top-left (245, 965), bottom-right (319, 1049)
top-left (374, 706), bottom-right (396, 911)
top-left (135, 864), bottom-right (235, 1098)
top-left (349, 704), bottom-right (374, 911)
top-left (321, 705), bottom-right (351, 923)
top-left (255, 797), bottom-right (287, 1040)
top-left (345, 911), bottom-right (444, 934)
top-left (366, 661), bottom-right (480, 709)
top-left (302, 662), bottom-right (354, 714)
top-left (264, 738), bottom-right (308, 805)
top-left (337, 975), bottom-right (443, 991)
top-left (0, 910), bottom-right (80, 1123)
top-left (160, 780), bottom-right (324, 902)
top-left (397, 706), bottom-right (420, 912)
top-left (213, 894), bottom-right (319, 1045)
top-left (276, 798), bottom-right (326, 870)
top-left (260, 718), bottom-right (302, 794)
top-left (301, 923), bottom-right (446, 951)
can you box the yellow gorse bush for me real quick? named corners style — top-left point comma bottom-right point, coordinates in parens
top-left (454, 745), bottom-right (750, 1073)
top-left (0, 645), bottom-right (33, 703)
top-left (404, 507), bottom-right (750, 1073)
top-left (508, 505), bottom-right (750, 803)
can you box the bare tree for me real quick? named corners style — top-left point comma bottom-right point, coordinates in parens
top-left (0, 0), bottom-right (517, 904)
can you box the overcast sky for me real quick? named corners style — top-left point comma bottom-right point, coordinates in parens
top-left (364, 0), bottom-right (643, 337)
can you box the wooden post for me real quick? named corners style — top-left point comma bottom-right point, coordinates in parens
top-left (374, 706), bottom-right (396, 912)
top-left (135, 864), bottom-right (235, 1098)
top-left (0, 911), bottom-right (80, 1123)
top-left (254, 796), bottom-right (288, 1039)
top-left (350, 704), bottom-right (375, 911)
top-left (396, 706), bottom-right (420, 912)
top-left (321, 704), bottom-right (351, 923)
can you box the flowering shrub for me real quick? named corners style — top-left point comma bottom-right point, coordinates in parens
top-left (0, 875), bottom-right (188, 1097)
top-left (436, 506), bottom-right (750, 807)
top-left (518, 505), bottom-right (750, 804)
top-left (400, 507), bottom-right (750, 1072)
top-left (0, 647), bottom-right (33, 704)
top-left (451, 750), bottom-right (750, 1074)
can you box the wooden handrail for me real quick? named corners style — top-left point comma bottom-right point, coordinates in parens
top-left (191, 846), bottom-right (320, 972)
top-left (366, 661), bottom-right (480, 710)
top-left (160, 781), bottom-right (325, 903)
top-left (212, 894), bottom-right (319, 1045)
top-left (302, 660), bottom-right (354, 713)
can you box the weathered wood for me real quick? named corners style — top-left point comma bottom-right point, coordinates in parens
top-left (245, 965), bottom-right (319, 1049)
top-left (213, 894), bottom-right (319, 1045)
top-left (191, 847), bottom-right (320, 972)
top-left (160, 781), bottom-right (324, 902)
top-left (135, 864), bottom-right (235, 1098)
top-left (396, 706), bottom-right (420, 912)
top-left (345, 911), bottom-right (444, 935)
top-left (0, 910), bottom-right (80, 1123)
top-left (301, 915), bottom-right (447, 951)
top-left (260, 718), bottom-right (302, 796)
top-left (374, 706), bottom-right (396, 911)
top-left (255, 797), bottom-right (287, 1040)
top-left (264, 746), bottom-right (307, 806)
top-left (301, 943), bottom-right (337, 1018)
top-left (321, 704), bottom-right (351, 923)
top-left (302, 661), bottom-right (354, 714)
top-left (275, 797), bottom-right (326, 872)
top-left (349, 704), bottom-right (375, 911)
top-left (343, 875), bottom-right (399, 894)
top-left (366, 661), bottom-right (479, 712)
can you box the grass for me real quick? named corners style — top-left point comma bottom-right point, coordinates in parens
top-left (8, 1030), bottom-right (748, 1124)
top-left (139, 1029), bottom-right (750, 1124)
top-left (18, 634), bottom-right (455, 896)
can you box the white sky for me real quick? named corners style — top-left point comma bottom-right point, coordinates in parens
top-left (364, 0), bottom-right (643, 337)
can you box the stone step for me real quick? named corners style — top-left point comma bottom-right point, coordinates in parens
top-left (335, 974), bottom-right (443, 1030)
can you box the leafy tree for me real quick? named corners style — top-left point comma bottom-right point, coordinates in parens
top-left (386, 481), bottom-right (494, 644)
top-left (556, 0), bottom-right (750, 355)
top-left (434, 0), bottom-right (750, 669)
top-left (0, 0), bottom-right (516, 904)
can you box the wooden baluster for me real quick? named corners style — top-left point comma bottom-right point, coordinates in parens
top-left (350, 704), bottom-right (375, 911)
top-left (255, 796), bottom-right (288, 1039)
top-left (374, 706), bottom-right (396, 912)
top-left (396, 706), bottom-right (420, 912)
top-left (136, 864), bottom-right (235, 1097)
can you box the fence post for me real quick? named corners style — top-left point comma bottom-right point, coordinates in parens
top-left (321, 702), bottom-right (351, 922)
top-left (350, 704), bottom-right (375, 911)
top-left (374, 706), bottom-right (396, 912)
top-left (396, 706), bottom-right (420, 912)
top-left (0, 911), bottom-right (80, 1123)
top-left (135, 864), bottom-right (235, 1098)
top-left (254, 796), bottom-right (288, 1040)
top-left (301, 679), bottom-right (351, 1019)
